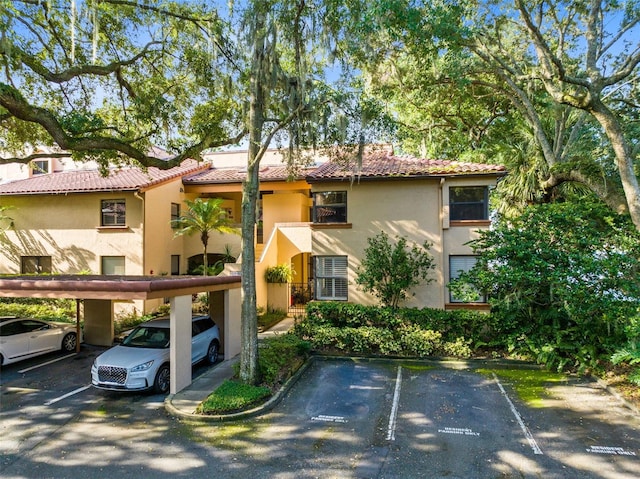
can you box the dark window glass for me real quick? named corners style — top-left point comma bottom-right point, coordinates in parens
top-left (450, 187), bottom-right (488, 221)
top-left (313, 191), bottom-right (347, 223)
top-left (171, 203), bottom-right (181, 227)
top-left (31, 160), bottom-right (49, 175)
top-left (171, 255), bottom-right (180, 275)
top-left (21, 256), bottom-right (52, 274)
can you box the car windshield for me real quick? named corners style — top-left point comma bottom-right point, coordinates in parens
top-left (121, 326), bottom-right (169, 349)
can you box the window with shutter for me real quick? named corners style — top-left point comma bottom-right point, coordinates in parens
top-left (314, 256), bottom-right (348, 300)
top-left (449, 255), bottom-right (485, 303)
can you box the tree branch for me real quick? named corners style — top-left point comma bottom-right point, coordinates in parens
top-left (0, 82), bottom-right (247, 169)
top-left (2, 41), bottom-right (163, 84)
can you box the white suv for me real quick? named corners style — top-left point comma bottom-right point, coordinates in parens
top-left (91, 315), bottom-right (220, 394)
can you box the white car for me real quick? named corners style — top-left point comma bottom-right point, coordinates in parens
top-left (0, 316), bottom-right (81, 366)
top-left (91, 315), bottom-right (220, 394)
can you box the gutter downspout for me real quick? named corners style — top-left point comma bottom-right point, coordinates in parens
top-left (439, 177), bottom-right (447, 308)
top-left (134, 191), bottom-right (145, 275)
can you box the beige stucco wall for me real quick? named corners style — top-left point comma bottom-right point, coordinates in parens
top-left (311, 179), bottom-right (445, 308)
top-left (142, 178), bottom-right (185, 276)
top-left (262, 191), bottom-right (310, 241)
top-left (311, 176), bottom-right (499, 309)
top-left (0, 191), bottom-right (149, 315)
top-left (0, 192), bottom-right (143, 275)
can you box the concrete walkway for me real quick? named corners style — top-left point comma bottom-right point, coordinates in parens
top-left (165, 315), bottom-right (296, 419)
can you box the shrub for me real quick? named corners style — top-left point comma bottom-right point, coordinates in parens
top-left (398, 325), bottom-right (442, 357)
top-left (264, 264), bottom-right (293, 283)
top-left (257, 333), bottom-right (310, 386)
top-left (355, 231), bottom-right (435, 309)
top-left (440, 337), bottom-right (473, 358)
top-left (196, 380), bottom-right (271, 414)
top-left (0, 298), bottom-right (76, 321)
top-left (258, 308), bottom-right (288, 330)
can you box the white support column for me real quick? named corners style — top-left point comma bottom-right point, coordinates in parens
top-left (224, 288), bottom-right (242, 360)
top-left (170, 295), bottom-right (192, 394)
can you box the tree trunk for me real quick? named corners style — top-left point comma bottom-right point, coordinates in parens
top-left (590, 100), bottom-right (640, 230)
top-left (239, 17), bottom-right (267, 385)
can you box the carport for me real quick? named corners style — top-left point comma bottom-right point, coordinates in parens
top-left (0, 274), bottom-right (241, 393)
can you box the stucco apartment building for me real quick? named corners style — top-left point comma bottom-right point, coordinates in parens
top-left (0, 148), bottom-right (506, 315)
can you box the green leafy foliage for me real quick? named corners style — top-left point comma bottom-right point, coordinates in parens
top-left (452, 200), bottom-right (640, 372)
top-left (297, 302), bottom-right (484, 358)
top-left (172, 198), bottom-right (239, 275)
top-left (355, 231), bottom-right (435, 308)
top-left (257, 333), bottom-right (310, 385)
top-left (264, 264), bottom-right (294, 283)
top-left (198, 333), bottom-right (309, 414)
top-left (196, 380), bottom-right (271, 415)
top-left (0, 298), bottom-right (76, 321)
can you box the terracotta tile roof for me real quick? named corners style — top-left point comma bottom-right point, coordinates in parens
top-left (0, 159), bottom-right (208, 195)
top-left (183, 165), bottom-right (311, 184)
top-left (184, 153), bottom-right (506, 185)
top-left (306, 151), bottom-right (507, 181)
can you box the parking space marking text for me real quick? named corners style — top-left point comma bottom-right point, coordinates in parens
top-left (311, 414), bottom-right (348, 423)
top-left (438, 427), bottom-right (480, 437)
top-left (586, 446), bottom-right (636, 456)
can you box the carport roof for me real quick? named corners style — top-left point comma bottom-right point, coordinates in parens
top-left (0, 274), bottom-right (241, 300)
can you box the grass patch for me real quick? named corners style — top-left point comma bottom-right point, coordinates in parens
top-left (402, 363), bottom-right (436, 372)
top-left (196, 380), bottom-right (271, 415)
top-left (198, 333), bottom-right (310, 415)
top-left (258, 308), bottom-right (288, 331)
top-left (479, 368), bottom-right (567, 408)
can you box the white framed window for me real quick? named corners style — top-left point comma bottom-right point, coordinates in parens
top-left (102, 256), bottom-right (125, 275)
top-left (314, 256), bottom-right (348, 300)
top-left (31, 160), bottom-right (50, 175)
top-left (101, 199), bottom-right (126, 226)
top-left (449, 255), bottom-right (485, 303)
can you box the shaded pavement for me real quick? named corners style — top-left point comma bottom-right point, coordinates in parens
top-left (164, 315), bottom-right (296, 419)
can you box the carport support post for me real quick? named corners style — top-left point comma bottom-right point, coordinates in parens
top-left (169, 295), bottom-right (192, 394)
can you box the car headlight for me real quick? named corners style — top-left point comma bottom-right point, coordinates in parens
top-left (131, 360), bottom-right (154, 372)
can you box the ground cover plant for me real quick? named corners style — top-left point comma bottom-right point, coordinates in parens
top-left (197, 333), bottom-right (310, 415)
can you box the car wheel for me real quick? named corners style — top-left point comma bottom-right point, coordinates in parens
top-left (61, 333), bottom-right (77, 352)
top-left (206, 340), bottom-right (219, 365)
top-left (154, 364), bottom-right (170, 394)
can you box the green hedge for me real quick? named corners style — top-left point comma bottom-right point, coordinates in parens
top-left (295, 302), bottom-right (485, 358)
top-left (0, 298), bottom-right (76, 321)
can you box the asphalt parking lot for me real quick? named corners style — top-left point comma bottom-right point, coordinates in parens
top-left (250, 358), bottom-right (640, 478)
top-left (1, 352), bottom-right (639, 479)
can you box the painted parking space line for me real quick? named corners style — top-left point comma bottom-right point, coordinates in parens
top-left (44, 384), bottom-right (92, 406)
top-left (386, 365), bottom-right (402, 441)
top-left (17, 353), bottom-right (77, 373)
top-left (492, 372), bottom-right (543, 455)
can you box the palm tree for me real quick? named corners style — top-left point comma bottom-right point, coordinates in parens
top-left (0, 205), bottom-right (14, 233)
top-left (172, 198), bottom-right (239, 275)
